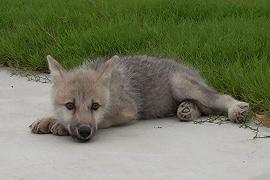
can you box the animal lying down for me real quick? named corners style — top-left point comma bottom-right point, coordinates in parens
top-left (30, 55), bottom-right (250, 142)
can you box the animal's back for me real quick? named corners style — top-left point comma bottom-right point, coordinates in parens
top-left (115, 55), bottom-right (202, 119)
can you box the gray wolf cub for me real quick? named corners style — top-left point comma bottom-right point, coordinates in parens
top-left (30, 55), bottom-right (249, 142)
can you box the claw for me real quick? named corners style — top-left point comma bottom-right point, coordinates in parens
top-left (181, 107), bottom-right (190, 113)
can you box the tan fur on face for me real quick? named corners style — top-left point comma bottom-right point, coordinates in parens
top-left (50, 60), bottom-right (113, 129)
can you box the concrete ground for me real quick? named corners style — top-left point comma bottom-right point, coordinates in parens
top-left (0, 67), bottom-right (270, 180)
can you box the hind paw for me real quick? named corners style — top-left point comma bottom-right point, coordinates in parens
top-left (177, 101), bottom-right (201, 121)
top-left (228, 102), bottom-right (249, 123)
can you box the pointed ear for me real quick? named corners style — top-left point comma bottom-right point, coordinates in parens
top-left (95, 55), bottom-right (119, 86)
top-left (47, 55), bottom-right (65, 80)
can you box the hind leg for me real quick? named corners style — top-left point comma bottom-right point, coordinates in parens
top-left (177, 100), bottom-right (201, 121)
top-left (171, 73), bottom-right (250, 123)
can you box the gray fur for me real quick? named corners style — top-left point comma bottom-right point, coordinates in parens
top-left (83, 56), bottom-right (200, 119)
top-left (82, 55), bottom-right (232, 119)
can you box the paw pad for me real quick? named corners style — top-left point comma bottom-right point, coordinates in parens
top-left (177, 101), bottom-right (201, 121)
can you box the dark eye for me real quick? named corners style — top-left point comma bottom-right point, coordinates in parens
top-left (65, 102), bottom-right (75, 110)
top-left (91, 102), bottom-right (100, 111)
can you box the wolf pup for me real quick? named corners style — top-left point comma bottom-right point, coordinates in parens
top-left (30, 55), bottom-right (249, 142)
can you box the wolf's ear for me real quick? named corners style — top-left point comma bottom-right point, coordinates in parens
top-left (95, 55), bottom-right (120, 87)
top-left (47, 55), bottom-right (65, 80)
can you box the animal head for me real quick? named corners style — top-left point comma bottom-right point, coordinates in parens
top-left (47, 55), bottom-right (117, 142)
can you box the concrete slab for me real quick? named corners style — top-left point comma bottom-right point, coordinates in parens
top-left (0, 67), bottom-right (270, 180)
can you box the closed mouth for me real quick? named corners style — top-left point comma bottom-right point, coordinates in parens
top-left (76, 136), bottom-right (91, 142)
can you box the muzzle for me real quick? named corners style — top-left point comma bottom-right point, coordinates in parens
top-left (69, 124), bottom-right (97, 142)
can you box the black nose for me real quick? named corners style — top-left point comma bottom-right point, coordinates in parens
top-left (78, 126), bottom-right (91, 138)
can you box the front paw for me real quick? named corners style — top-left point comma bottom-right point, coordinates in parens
top-left (30, 117), bottom-right (57, 134)
top-left (50, 122), bottom-right (69, 136)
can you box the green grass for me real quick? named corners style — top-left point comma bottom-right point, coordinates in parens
top-left (0, 0), bottom-right (269, 113)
